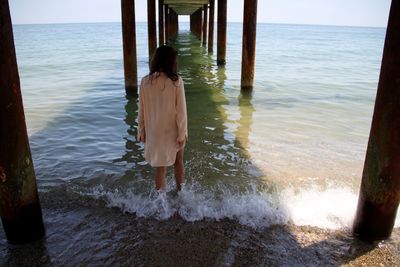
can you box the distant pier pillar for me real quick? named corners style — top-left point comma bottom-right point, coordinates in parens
top-left (202, 4), bottom-right (208, 45)
top-left (165, 5), bottom-right (170, 43)
top-left (192, 8), bottom-right (202, 40)
top-left (0, 0), bottom-right (45, 244)
top-left (217, 0), bottom-right (227, 65)
top-left (121, 0), bottom-right (138, 96)
top-left (190, 13), bottom-right (193, 33)
top-left (197, 8), bottom-right (203, 40)
top-left (175, 12), bottom-right (179, 36)
top-left (168, 8), bottom-right (173, 41)
top-left (353, 0), bottom-right (400, 241)
top-left (241, 0), bottom-right (258, 91)
top-left (147, 0), bottom-right (157, 62)
top-left (174, 11), bottom-right (179, 37)
top-left (158, 0), bottom-right (164, 45)
top-left (208, 0), bottom-right (215, 53)
top-left (171, 11), bottom-right (176, 38)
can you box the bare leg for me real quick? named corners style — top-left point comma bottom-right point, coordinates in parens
top-left (174, 149), bottom-right (185, 191)
top-left (155, 166), bottom-right (167, 191)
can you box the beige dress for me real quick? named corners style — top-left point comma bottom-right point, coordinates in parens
top-left (137, 72), bottom-right (188, 167)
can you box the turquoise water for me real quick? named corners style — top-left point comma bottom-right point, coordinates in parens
top-left (12, 22), bottom-right (399, 229)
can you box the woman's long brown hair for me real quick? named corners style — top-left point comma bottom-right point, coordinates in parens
top-left (149, 45), bottom-right (179, 82)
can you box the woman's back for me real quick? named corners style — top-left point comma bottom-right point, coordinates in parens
top-left (137, 45), bottom-right (187, 191)
top-left (138, 72), bottom-right (187, 167)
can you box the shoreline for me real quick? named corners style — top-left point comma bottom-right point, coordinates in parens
top-left (1, 194), bottom-right (398, 266)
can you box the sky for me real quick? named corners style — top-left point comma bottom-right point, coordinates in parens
top-left (10, 0), bottom-right (391, 27)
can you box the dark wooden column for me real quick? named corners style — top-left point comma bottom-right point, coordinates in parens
top-left (0, 0), bottom-right (45, 244)
top-left (198, 9), bottom-right (203, 39)
top-left (191, 9), bottom-right (201, 40)
top-left (121, 0), bottom-right (138, 96)
top-left (171, 10), bottom-right (175, 38)
top-left (217, 0), bottom-right (227, 65)
top-left (208, 0), bottom-right (215, 53)
top-left (202, 4), bottom-right (208, 45)
top-left (353, 0), bottom-right (400, 241)
top-left (168, 9), bottom-right (173, 41)
top-left (177, 13), bottom-right (179, 33)
top-left (190, 14), bottom-right (193, 33)
top-left (147, 0), bottom-right (157, 61)
top-left (158, 0), bottom-right (164, 46)
top-left (164, 5), bottom-right (169, 43)
top-left (241, 0), bottom-right (257, 91)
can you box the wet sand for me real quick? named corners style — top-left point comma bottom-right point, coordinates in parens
top-left (1, 190), bottom-right (399, 266)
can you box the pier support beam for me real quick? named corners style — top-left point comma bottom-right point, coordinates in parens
top-left (0, 0), bottom-right (45, 244)
top-left (191, 8), bottom-right (202, 40)
top-left (202, 4), bottom-right (208, 46)
top-left (217, 0), bottom-right (227, 65)
top-left (165, 5), bottom-right (169, 43)
top-left (208, 0), bottom-right (215, 53)
top-left (198, 9), bottom-right (202, 40)
top-left (241, 0), bottom-right (258, 91)
top-left (168, 9), bottom-right (174, 41)
top-left (158, 0), bottom-right (164, 46)
top-left (175, 12), bottom-right (179, 37)
top-left (147, 0), bottom-right (157, 61)
top-left (171, 11), bottom-right (177, 39)
top-left (353, 0), bottom-right (400, 241)
top-left (121, 0), bottom-right (138, 96)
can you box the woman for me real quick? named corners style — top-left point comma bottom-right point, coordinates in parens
top-left (137, 45), bottom-right (188, 192)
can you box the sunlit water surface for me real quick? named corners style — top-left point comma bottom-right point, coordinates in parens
top-left (12, 22), bottom-right (399, 229)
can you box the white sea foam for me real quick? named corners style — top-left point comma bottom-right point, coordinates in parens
top-left (287, 187), bottom-right (400, 229)
top-left (281, 187), bottom-right (358, 229)
top-left (88, 184), bottom-right (289, 228)
top-left (87, 184), bottom-right (400, 230)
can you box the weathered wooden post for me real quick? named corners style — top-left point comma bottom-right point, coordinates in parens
top-left (208, 0), bottom-right (215, 53)
top-left (217, 0), bottom-right (227, 65)
top-left (147, 0), bottom-right (157, 62)
top-left (191, 10), bottom-right (197, 38)
top-left (168, 9), bottom-right (173, 41)
top-left (121, 0), bottom-right (138, 96)
top-left (353, 0), bottom-right (400, 241)
top-left (171, 10), bottom-right (175, 39)
top-left (198, 8), bottom-right (203, 40)
top-left (192, 8), bottom-right (202, 40)
top-left (0, 0), bottom-right (45, 244)
top-left (165, 5), bottom-right (169, 43)
top-left (195, 9), bottom-right (199, 39)
top-left (175, 12), bottom-right (179, 36)
top-left (158, 0), bottom-right (164, 46)
top-left (202, 4), bottom-right (208, 46)
top-left (190, 14), bottom-right (194, 33)
top-left (241, 0), bottom-right (257, 91)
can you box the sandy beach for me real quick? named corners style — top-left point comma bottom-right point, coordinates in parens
top-left (1, 188), bottom-right (399, 266)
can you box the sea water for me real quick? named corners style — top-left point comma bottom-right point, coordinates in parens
top-left (12, 22), bottom-right (399, 230)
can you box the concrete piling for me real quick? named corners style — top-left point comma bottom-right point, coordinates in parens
top-left (353, 0), bottom-right (400, 241)
top-left (208, 0), bottom-right (215, 53)
top-left (202, 4), bottom-right (208, 46)
top-left (165, 5), bottom-right (170, 43)
top-left (121, 0), bottom-right (138, 96)
top-left (158, 0), bottom-right (165, 45)
top-left (0, 0), bottom-right (45, 244)
top-left (240, 0), bottom-right (258, 91)
top-left (217, 0), bottom-right (227, 65)
top-left (147, 0), bottom-right (157, 62)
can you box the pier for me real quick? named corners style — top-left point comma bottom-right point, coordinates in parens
top-left (0, 0), bottom-right (399, 244)
top-left (0, 0), bottom-right (45, 244)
